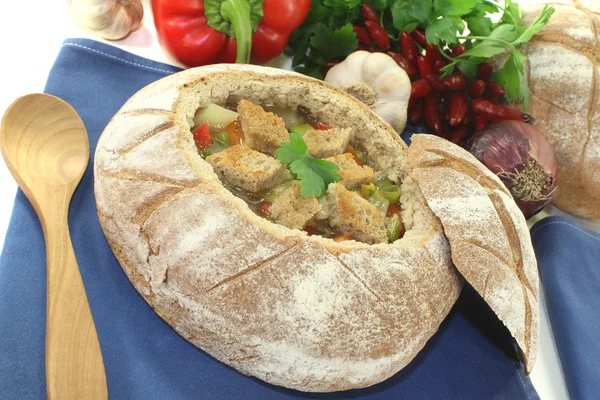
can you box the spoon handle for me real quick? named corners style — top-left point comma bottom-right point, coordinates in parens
top-left (41, 195), bottom-right (108, 400)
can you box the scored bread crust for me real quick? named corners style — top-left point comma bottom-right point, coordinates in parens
top-left (94, 64), bottom-right (463, 392)
top-left (518, 1), bottom-right (600, 219)
top-left (407, 134), bottom-right (540, 374)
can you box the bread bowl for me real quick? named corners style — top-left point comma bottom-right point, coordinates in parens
top-left (94, 64), bottom-right (538, 391)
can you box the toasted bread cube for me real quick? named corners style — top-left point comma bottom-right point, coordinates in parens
top-left (237, 99), bottom-right (289, 155)
top-left (206, 145), bottom-right (291, 193)
top-left (269, 183), bottom-right (320, 229)
top-left (325, 153), bottom-right (376, 190)
top-left (326, 183), bottom-right (387, 244)
top-left (304, 127), bottom-right (353, 158)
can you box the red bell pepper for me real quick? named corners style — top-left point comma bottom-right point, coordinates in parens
top-left (192, 122), bottom-right (212, 149)
top-left (151, 0), bottom-right (311, 67)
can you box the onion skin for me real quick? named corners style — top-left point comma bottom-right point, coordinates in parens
top-left (468, 121), bottom-right (558, 219)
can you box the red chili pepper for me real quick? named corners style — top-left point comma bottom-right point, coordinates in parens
top-left (452, 45), bottom-right (466, 57)
top-left (425, 44), bottom-right (442, 64)
top-left (444, 72), bottom-right (467, 90)
top-left (408, 96), bottom-right (417, 110)
top-left (425, 73), bottom-right (447, 94)
top-left (365, 21), bottom-right (389, 49)
top-left (151, 0), bottom-right (311, 67)
top-left (417, 56), bottom-right (432, 79)
top-left (387, 51), bottom-right (417, 78)
top-left (411, 79), bottom-right (433, 98)
top-left (474, 115), bottom-right (489, 131)
top-left (462, 109), bottom-right (474, 126)
top-left (485, 81), bottom-right (506, 98)
top-left (193, 122), bottom-right (212, 149)
top-left (357, 44), bottom-right (370, 51)
top-left (476, 63), bottom-right (494, 81)
top-left (424, 95), bottom-right (444, 135)
top-left (411, 29), bottom-right (427, 47)
top-left (409, 100), bottom-right (424, 124)
top-left (311, 123), bottom-right (333, 130)
top-left (471, 99), bottom-right (532, 122)
top-left (361, 2), bottom-right (379, 22)
top-left (258, 201), bottom-right (271, 217)
top-left (353, 25), bottom-right (372, 45)
top-left (432, 60), bottom-right (446, 75)
top-left (449, 92), bottom-right (469, 127)
top-left (450, 125), bottom-right (473, 145)
top-left (400, 31), bottom-right (418, 64)
top-left (469, 79), bottom-right (486, 98)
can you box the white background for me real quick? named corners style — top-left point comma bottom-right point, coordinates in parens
top-left (1, 1), bottom-right (593, 399)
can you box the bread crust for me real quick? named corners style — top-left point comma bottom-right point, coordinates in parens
top-left (519, 1), bottom-right (600, 219)
top-left (407, 134), bottom-right (540, 374)
top-left (94, 65), bottom-right (462, 392)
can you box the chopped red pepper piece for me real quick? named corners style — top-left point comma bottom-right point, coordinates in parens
top-left (310, 123), bottom-right (333, 130)
top-left (258, 201), bottom-right (271, 217)
top-left (345, 144), bottom-right (363, 166)
top-left (303, 226), bottom-right (319, 236)
top-left (192, 123), bottom-right (212, 150)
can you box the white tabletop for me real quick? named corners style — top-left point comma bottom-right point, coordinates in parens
top-left (0, 1), bottom-right (589, 399)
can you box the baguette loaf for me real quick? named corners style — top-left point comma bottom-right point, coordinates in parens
top-left (94, 64), bottom-right (539, 391)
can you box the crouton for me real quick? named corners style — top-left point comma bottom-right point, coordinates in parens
top-left (206, 145), bottom-right (291, 193)
top-left (326, 183), bottom-right (387, 244)
top-left (237, 99), bottom-right (289, 155)
top-left (269, 183), bottom-right (320, 229)
top-left (325, 153), bottom-right (376, 190)
top-left (304, 127), bottom-right (353, 158)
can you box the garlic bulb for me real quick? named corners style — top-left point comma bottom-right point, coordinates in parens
top-left (67, 0), bottom-right (143, 41)
top-left (325, 51), bottom-right (411, 133)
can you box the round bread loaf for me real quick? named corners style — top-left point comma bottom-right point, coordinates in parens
top-left (520, 0), bottom-right (600, 219)
top-left (94, 64), bottom-right (463, 392)
top-left (94, 64), bottom-right (539, 391)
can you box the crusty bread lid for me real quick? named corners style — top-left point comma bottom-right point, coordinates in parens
top-left (407, 134), bottom-right (540, 374)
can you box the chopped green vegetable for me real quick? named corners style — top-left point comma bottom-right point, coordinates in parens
top-left (314, 196), bottom-right (331, 220)
top-left (380, 184), bottom-right (401, 204)
top-left (289, 123), bottom-right (314, 136)
top-left (201, 143), bottom-right (226, 158)
top-left (386, 214), bottom-right (402, 243)
top-left (361, 183), bottom-right (376, 198)
top-left (263, 180), bottom-right (294, 202)
top-left (213, 131), bottom-right (230, 147)
top-left (375, 178), bottom-right (394, 189)
top-left (353, 147), bottom-right (366, 164)
top-left (275, 132), bottom-right (341, 198)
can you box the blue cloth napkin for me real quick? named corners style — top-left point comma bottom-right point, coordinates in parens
top-left (530, 216), bottom-right (600, 400)
top-left (0, 38), bottom-right (539, 400)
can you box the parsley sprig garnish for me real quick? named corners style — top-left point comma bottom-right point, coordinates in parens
top-left (275, 132), bottom-right (341, 198)
top-left (287, 0), bottom-right (554, 109)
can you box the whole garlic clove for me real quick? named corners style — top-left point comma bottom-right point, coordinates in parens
top-left (325, 51), bottom-right (411, 133)
top-left (67, 0), bottom-right (144, 41)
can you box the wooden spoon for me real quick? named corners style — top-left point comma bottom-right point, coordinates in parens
top-left (0, 94), bottom-right (108, 399)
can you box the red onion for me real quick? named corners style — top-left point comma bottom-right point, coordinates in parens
top-left (468, 120), bottom-right (558, 219)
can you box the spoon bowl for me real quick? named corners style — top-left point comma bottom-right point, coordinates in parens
top-left (1, 94), bottom-right (89, 192)
top-left (1, 93), bottom-right (107, 399)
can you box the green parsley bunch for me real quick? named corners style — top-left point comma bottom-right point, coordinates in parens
top-left (287, 0), bottom-right (554, 108)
